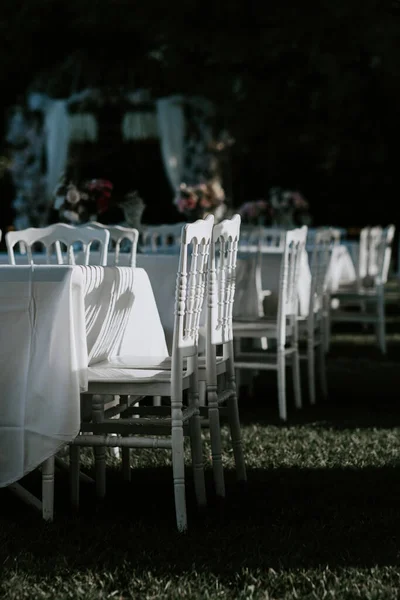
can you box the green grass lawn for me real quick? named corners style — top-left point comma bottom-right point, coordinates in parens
top-left (2, 331), bottom-right (400, 599)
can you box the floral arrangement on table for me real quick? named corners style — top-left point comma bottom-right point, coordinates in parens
top-left (269, 187), bottom-right (310, 228)
top-left (238, 199), bottom-right (273, 225)
top-left (174, 178), bottom-right (227, 222)
top-left (238, 187), bottom-right (311, 228)
top-left (53, 176), bottom-right (114, 224)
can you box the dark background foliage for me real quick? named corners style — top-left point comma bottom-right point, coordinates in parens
top-left (1, 0), bottom-right (400, 227)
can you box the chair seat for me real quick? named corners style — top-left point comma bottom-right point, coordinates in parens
top-left (233, 318), bottom-right (293, 336)
top-left (88, 361), bottom-right (191, 384)
top-left (334, 283), bottom-right (378, 299)
top-left (89, 354), bottom-right (227, 376)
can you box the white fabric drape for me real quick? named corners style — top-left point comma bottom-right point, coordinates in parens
top-left (122, 112), bottom-right (159, 140)
top-left (45, 100), bottom-right (70, 201)
top-left (156, 96), bottom-right (185, 192)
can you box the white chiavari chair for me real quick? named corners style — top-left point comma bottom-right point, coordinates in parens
top-left (298, 228), bottom-right (332, 404)
top-left (200, 214), bottom-right (246, 497)
top-left (233, 226), bottom-right (308, 421)
top-left (330, 225), bottom-right (395, 354)
top-left (69, 215), bottom-right (214, 532)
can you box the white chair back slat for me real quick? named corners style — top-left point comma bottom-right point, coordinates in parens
top-left (172, 216), bottom-right (214, 356)
top-left (6, 224), bottom-right (110, 266)
top-left (208, 214), bottom-right (241, 346)
top-left (88, 222), bottom-right (139, 267)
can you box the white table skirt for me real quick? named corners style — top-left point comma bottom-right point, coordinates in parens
top-left (0, 265), bottom-right (167, 487)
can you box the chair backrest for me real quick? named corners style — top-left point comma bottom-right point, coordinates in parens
top-left (238, 225), bottom-right (259, 251)
top-left (308, 228), bottom-right (334, 316)
top-left (259, 227), bottom-right (286, 250)
top-left (279, 226), bottom-right (308, 321)
top-left (141, 223), bottom-right (186, 253)
top-left (87, 222), bottom-right (139, 267)
top-left (239, 226), bottom-right (285, 253)
top-left (6, 223), bottom-right (110, 266)
top-left (307, 226), bottom-right (342, 247)
top-left (377, 224), bottom-right (395, 285)
top-left (207, 214), bottom-right (241, 346)
top-left (172, 215), bottom-right (214, 358)
top-left (253, 226), bottom-right (307, 340)
top-left (358, 225), bottom-right (383, 282)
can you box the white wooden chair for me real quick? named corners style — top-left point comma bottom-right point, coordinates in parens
top-left (141, 223), bottom-right (186, 253)
top-left (86, 222), bottom-right (139, 267)
top-left (6, 223), bottom-right (109, 266)
top-left (233, 226), bottom-right (308, 421)
top-left (200, 214), bottom-right (247, 497)
top-left (69, 215), bottom-right (214, 532)
top-left (122, 215), bottom-right (247, 498)
top-left (298, 228), bottom-right (332, 404)
top-left (330, 225), bottom-right (395, 354)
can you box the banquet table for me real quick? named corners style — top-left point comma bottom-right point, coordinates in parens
top-left (0, 265), bottom-right (167, 488)
top-left (0, 243), bottom-right (356, 349)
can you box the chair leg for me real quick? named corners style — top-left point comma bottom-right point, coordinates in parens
top-left (153, 395), bottom-right (162, 406)
top-left (188, 373), bottom-right (207, 507)
top-left (377, 295), bottom-right (386, 354)
top-left (207, 387), bottom-right (225, 498)
top-left (92, 395), bottom-right (106, 499)
top-left (171, 409), bottom-right (187, 532)
top-left (277, 349), bottom-right (287, 421)
top-left (323, 295), bottom-right (331, 353)
top-left (226, 359), bottom-right (247, 482)
top-left (198, 381), bottom-right (207, 407)
top-left (119, 395), bottom-right (131, 482)
top-left (41, 456), bottom-right (55, 521)
top-left (292, 318), bottom-right (302, 410)
top-left (317, 337), bottom-right (328, 399)
top-left (69, 445), bottom-right (80, 508)
top-left (307, 333), bottom-right (316, 405)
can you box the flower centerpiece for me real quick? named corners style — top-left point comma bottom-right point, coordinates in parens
top-left (174, 178), bottom-right (227, 222)
top-left (239, 188), bottom-right (311, 229)
top-left (53, 176), bottom-right (113, 224)
top-left (238, 199), bottom-right (272, 225)
top-left (268, 187), bottom-right (310, 228)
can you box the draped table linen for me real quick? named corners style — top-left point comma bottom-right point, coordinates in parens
top-left (0, 265), bottom-right (167, 487)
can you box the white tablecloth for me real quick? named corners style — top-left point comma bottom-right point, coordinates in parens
top-left (325, 245), bottom-right (357, 291)
top-left (0, 265), bottom-right (167, 487)
top-left (234, 249), bottom-right (311, 319)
